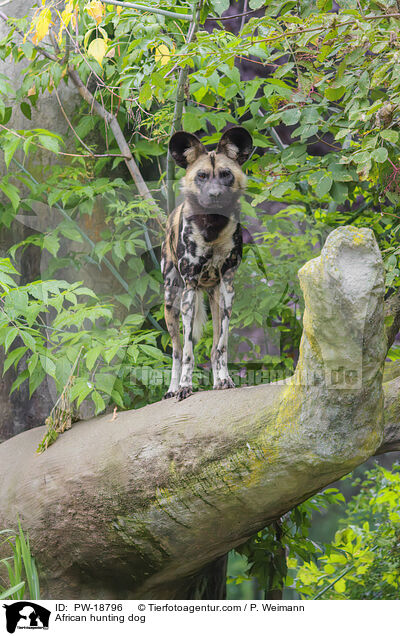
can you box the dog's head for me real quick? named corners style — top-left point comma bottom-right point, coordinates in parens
top-left (169, 126), bottom-right (252, 212)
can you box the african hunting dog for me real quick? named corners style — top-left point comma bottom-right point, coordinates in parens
top-left (161, 126), bottom-right (253, 401)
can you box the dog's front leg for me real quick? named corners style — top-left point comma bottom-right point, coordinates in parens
top-left (163, 269), bottom-right (183, 399)
top-left (209, 270), bottom-right (235, 390)
top-left (177, 285), bottom-right (196, 401)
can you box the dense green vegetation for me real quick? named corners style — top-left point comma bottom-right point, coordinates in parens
top-left (0, 0), bottom-right (399, 598)
top-left (0, 521), bottom-right (40, 600)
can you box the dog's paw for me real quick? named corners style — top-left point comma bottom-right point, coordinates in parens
top-left (163, 391), bottom-right (177, 400)
top-left (214, 377), bottom-right (235, 390)
top-left (176, 386), bottom-right (193, 401)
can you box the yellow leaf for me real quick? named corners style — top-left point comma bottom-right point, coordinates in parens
top-left (88, 38), bottom-right (107, 67)
top-left (86, 0), bottom-right (104, 24)
top-left (334, 579), bottom-right (346, 594)
top-left (58, 6), bottom-right (74, 43)
top-left (117, 6), bottom-right (122, 14)
top-left (154, 44), bottom-right (172, 66)
top-left (32, 7), bottom-right (53, 44)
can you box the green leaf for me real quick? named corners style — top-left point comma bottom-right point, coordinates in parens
top-left (139, 83), bottom-right (152, 104)
top-left (28, 352), bottom-right (39, 375)
top-left (210, 0), bottom-right (230, 15)
top-left (92, 390), bottom-right (105, 414)
top-left (315, 175), bottom-right (333, 198)
top-left (0, 182), bottom-right (20, 211)
top-left (111, 389), bottom-right (124, 408)
top-left (325, 85), bottom-right (345, 101)
top-left (249, 0), bottom-right (265, 8)
top-left (281, 108), bottom-right (301, 126)
top-left (139, 344), bottom-right (165, 360)
top-left (39, 355), bottom-right (56, 378)
top-left (59, 222), bottom-right (84, 243)
top-left (4, 137), bottom-right (21, 169)
top-left (0, 582), bottom-right (25, 600)
top-left (10, 368), bottom-right (29, 394)
top-left (3, 346), bottom-right (27, 374)
top-left (38, 134), bottom-right (60, 154)
top-left (372, 147), bottom-right (388, 163)
top-left (29, 365), bottom-right (46, 397)
top-left (380, 130), bottom-right (398, 143)
top-left (43, 234), bottom-right (60, 256)
top-left (317, 0), bottom-right (332, 9)
top-left (20, 102), bottom-right (32, 120)
top-left (334, 578), bottom-right (346, 593)
top-left (270, 182), bottom-right (295, 197)
top-left (0, 106), bottom-right (12, 125)
top-left (86, 345), bottom-right (103, 371)
top-left (183, 111), bottom-right (201, 133)
top-left (75, 286), bottom-right (98, 298)
top-left (21, 330), bottom-right (36, 351)
top-left (331, 181), bottom-right (348, 203)
top-left (0, 271), bottom-right (16, 287)
top-left (104, 344), bottom-right (121, 364)
top-left (76, 383), bottom-right (93, 408)
top-left (94, 373), bottom-right (115, 395)
top-left (4, 327), bottom-right (18, 353)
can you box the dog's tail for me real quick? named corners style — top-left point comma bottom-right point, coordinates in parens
top-left (193, 290), bottom-right (207, 343)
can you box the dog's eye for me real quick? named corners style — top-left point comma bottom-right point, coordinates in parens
top-left (219, 169), bottom-right (232, 180)
top-left (197, 171), bottom-right (209, 181)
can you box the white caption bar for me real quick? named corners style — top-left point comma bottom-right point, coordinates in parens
top-left (1, 600), bottom-right (397, 636)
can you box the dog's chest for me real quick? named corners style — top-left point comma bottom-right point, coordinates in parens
top-left (178, 215), bottom-right (239, 287)
top-left (194, 223), bottom-right (235, 286)
top-left (198, 244), bottom-right (232, 286)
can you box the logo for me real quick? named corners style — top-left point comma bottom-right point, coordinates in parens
top-left (3, 602), bottom-right (50, 634)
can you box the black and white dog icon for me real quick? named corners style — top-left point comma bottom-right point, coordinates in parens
top-left (3, 602), bottom-right (50, 633)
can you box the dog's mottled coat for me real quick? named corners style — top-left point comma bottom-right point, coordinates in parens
top-left (161, 127), bottom-right (252, 401)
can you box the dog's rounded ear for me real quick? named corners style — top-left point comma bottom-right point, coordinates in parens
top-left (217, 126), bottom-right (253, 165)
top-left (169, 131), bottom-right (207, 169)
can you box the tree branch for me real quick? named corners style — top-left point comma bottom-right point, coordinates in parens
top-left (166, 0), bottom-right (202, 213)
top-left (103, 0), bottom-right (193, 21)
top-left (375, 375), bottom-right (400, 454)
top-left (385, 288), bottom-right (400, 352)
top-left (67, 69), bottom-right (154, 202)
top-left (0, 226), bottom-right (392, 599)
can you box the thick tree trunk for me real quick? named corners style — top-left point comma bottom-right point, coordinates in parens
top-left (0, 226), bottom-right (399, 599)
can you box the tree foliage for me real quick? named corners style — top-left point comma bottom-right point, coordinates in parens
top-left (294, 464), bottom-right (400, 599)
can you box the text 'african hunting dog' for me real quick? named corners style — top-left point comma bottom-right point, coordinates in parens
top-left (161, 126), bottom-right (253, 401)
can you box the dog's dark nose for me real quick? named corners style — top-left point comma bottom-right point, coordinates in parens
top-left (209, 187), bottom-right (222, 201)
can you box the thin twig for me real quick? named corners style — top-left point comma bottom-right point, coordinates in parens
top-left (0, 122), bottom-right (126, 159)
top-left (67, 68), bottom-right (155, 201)
top-left (248, 13), bottom-right (400, 47)
top-left (102, 0), bottom-right (193, 21)
top-left (166, 0), bottom-right (203, 213)
top-left (205, 7), bottom-right (261, 21)
top-left (52, 82), bottom-right (97, 156)
top-left (240, 0), bottom-right (249, 33)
